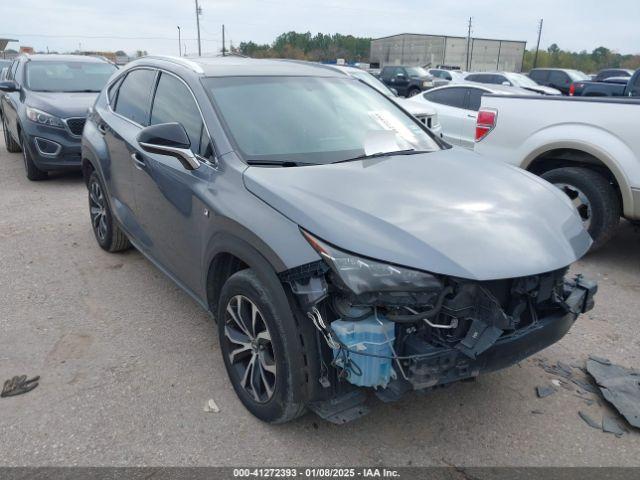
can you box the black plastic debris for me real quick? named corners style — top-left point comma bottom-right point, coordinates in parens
top-left (603, 416), bottom-right (626, 437)
top-left (578, 410), bottom-right (601, 430)
top-left (536, 385), bottom-right (556, 398)
top-left (1, 375), bottom-right (40, 398)
top-left (586, 357), bottom-right (640, 429)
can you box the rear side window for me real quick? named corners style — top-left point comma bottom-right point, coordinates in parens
top-left (528, 70), bottom-right (547, 82)
top-left (548, 71), bottom-right (570, 86)
top-left (114, 69), bottom-right (156, 126)
top-left (467, 88), bottom-right (486, 111)
top-left (150, 72), bottom-right (212, 158)
top-left (424, 87), bottom-right (467, 109)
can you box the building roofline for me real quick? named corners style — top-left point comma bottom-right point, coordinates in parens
top-left (371, 33), bottom-right (527, 45)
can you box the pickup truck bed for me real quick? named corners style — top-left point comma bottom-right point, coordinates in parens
top-left (475, 95), bottom-right (640, 249)
top-left (571, 70), bottom-right (640, 97)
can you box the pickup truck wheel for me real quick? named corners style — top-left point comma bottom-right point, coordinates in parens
top-left (2, 116), bottom-right (21, 153)
top-left (88, 171), bottom-right (131, 252)
top-left (217, 269), bottom-right (307, 424)
top-left (542, 167), bottom-right (620, 250)
top-left (20, 132), bottom-right (48, 181)
top-left (407, 88), bottom-right (421, 97)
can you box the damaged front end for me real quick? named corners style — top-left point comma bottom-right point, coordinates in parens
top-left (280, 231), bottom-right (597, 423)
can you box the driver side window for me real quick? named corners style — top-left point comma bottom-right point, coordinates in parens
top-left (150, 72), bottom-right (213, 160)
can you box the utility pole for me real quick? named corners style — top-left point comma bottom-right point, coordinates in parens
top-left (533, 19), bottom-right (544, 68)
top-left (195, 0), bottom-right (202, 56)
top-left (465, 17), bottom-right (472, 71)
top-left (177, 26), bottom-right (182, 57)
top-left (222, 24), bottom-right (226, 56)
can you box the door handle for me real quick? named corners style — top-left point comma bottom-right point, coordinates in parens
top-left (97, 123), bottom-right (107, 135)
top-left (467, 114), bottom-right (477, 119)
top-left (131, 152), bottom-right (145, 168)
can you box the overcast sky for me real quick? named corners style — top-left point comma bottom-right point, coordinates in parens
top-left (2, 0), bottom-right (639, 56)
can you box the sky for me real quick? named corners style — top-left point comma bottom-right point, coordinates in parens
top-left (2, 0), bottom-right (639, 56)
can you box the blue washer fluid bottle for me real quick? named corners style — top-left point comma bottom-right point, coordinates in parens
top-left (331, 313), bottom-right (396, 388)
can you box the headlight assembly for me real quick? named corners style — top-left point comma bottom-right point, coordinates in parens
top-left (301, 229), bottom-right (442, 295)
top-left (25, 107), bottom-right (64, 128)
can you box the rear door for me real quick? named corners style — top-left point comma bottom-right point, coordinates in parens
top-left (131, 71), bottom-right (215, 294)
top-left (101, 67), bottom-right (157, 237)
top-left (548, 71), bottom-right (572, 94)
top-left (421, 87), bottom-right (468, 146)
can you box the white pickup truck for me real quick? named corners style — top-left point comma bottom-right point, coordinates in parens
top-left (474, 95), bottom-right (640, 249)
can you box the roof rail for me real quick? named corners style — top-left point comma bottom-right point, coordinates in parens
top-left (143, 55), bottom-right (204, 74)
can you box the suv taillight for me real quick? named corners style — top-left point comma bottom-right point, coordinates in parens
top-left (569, 83), bottom-right (576, 96)
top-left (475, 109), bottom-right (497, 142)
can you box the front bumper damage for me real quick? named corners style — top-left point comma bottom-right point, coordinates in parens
top-left (281, 262), bottom-right (597, 423)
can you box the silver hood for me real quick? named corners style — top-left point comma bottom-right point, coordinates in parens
top-left (244, 148), bottom-right (591, 280)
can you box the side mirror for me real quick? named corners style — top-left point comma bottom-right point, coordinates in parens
top-left (0, 80), bottom-right (18, 92)
top-left (137, 122), bottom-right (200, 170)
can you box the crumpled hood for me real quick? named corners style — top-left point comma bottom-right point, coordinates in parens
top-left (244, 148), bottom-right (591, 280)
top-left (26, 91), bottom-right (97, 118)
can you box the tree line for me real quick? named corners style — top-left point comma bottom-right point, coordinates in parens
top-left (523, 44), bottom-right (640, 72)
top-left (237, 32), bottom-right (640, 73)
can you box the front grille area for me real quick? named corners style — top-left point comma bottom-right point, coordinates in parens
top-left (65, 117), bottom-right (86, 136)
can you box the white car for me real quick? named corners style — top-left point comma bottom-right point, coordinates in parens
top-left (403, 82), bottom-right (537, 149)
top-left (428, 68), bottom-right (467, 87)
top-left (465, 72), bottom-right (562, 96)
top-left (326, 65), bottom-right (443, 137)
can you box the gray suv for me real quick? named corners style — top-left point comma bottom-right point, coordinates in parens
top-left (81, 56), bottom-right (596, 424)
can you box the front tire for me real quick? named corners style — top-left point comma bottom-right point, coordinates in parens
top-left (20, 133), bottom-right (47, 181)
top-left (542, 167), bottom-right (620, 250)
top-left (217, 269), bottom-right (307, 424)
top-left (407, 88), bottom-right (421, 97)
top-left (2, 116), bottom-right (21, 153)
top-left (88, 171), bottom-right (131, 252)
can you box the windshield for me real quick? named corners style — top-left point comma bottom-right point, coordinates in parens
top-left (567, 70), bottom-right (590, 81)
top-left (406, 67), bottom-right (429, 77)
top-left (26, 61), bottom-right (116, 92)
top-left (203, 76), bottom-right (440, 165)
top-left (505, 73), bottom-right (540, 87)
top-left (349, 70), bottom-right (395, 97)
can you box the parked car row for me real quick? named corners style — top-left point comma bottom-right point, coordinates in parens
top-left (0, 54), bottom-right (600, 425)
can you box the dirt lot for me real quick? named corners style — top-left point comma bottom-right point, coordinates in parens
top-left (1, 132), bottom-right (639, 467)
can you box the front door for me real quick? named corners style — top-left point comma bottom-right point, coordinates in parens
top-left (131, 71), bottom-right (215, 296)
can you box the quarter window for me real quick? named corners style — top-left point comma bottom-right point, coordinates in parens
top-left (114, 69), bottom-right (156, 126)
top-left (548, 71), bottom-right (570, 86)
top-left (467, 88), bottom-right (486, 111)
top-left (424, 87), bottom-right (467, 109)
top-left (150, 72), bottom-right (212, 158)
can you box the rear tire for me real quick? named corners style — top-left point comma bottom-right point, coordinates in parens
top-left (408, 88), bottom-right (421, 97)
top-left (88, 171), bottom-right (131, 252)
top-left (21, 132), bottom-right (47, 181)
top-left (542, 167), bottom-right (620, 250)
top-left (2, 116), bottom-right (21, 153)
top-left (217, 269), bottom-right (308, 424)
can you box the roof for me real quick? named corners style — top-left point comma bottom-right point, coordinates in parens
top-left (24, 54), bottom-right (110, 63)
top-left (137, 55), bottom-right (345, 77)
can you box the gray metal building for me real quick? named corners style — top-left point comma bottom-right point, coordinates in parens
top-left (370, 33), bottom-right (527, 72)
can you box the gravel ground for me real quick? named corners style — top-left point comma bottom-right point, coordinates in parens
top-left (1, 132), bottom-right (639, 467)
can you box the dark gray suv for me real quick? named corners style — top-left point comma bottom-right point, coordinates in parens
top-left (81, 56), bottom-right (596, 424)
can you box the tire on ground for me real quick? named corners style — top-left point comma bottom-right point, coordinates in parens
top-left (20, 132), bottom-right (47, 181)
top-left (88, 171), bottom-right (131, 252)
top-left (217, 269), bottom-right (309, 424)
top-left (2, 116), bottom-right (21, 153)
top-left (541, 166), bottom-right (620, 250)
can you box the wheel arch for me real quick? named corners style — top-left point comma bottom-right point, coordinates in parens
top-left (204, 231), bottom-right (288, 316)
top-left (522, 141), bottom-right (633, 218)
